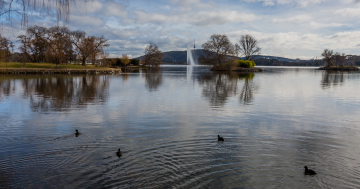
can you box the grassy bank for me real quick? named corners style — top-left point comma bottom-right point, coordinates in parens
top-left (0, 62), bottom-right (113, 70)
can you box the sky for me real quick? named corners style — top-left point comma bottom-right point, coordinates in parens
top-left (2, 0), bottom-right (360, 59)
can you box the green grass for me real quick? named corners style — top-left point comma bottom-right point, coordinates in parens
top-left (0, 62), bottom-right (113, 69)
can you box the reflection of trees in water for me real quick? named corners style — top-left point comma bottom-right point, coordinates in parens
top-left (239, 73), bottom-right (255, 104)
top-left (143, 68), bottom-right (163, 92)
top-left (21, 75), bottom-right (109, 112)
top-left (321, 71), bottom-right (344, 89)
top-left (197, 72), bottom-right (257, 107)
top-left (0, 79), bottom-right (16, 99)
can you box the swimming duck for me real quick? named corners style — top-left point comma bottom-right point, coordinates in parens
top-left (304, 166), bottom-right (316, 175)
top-left (75, 129), bottom-right (81, 137)
top-left (116, 148), bottom-right (122, 157)
top-left (218, 135), bottom-right (224, 141)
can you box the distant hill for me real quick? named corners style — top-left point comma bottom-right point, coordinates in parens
top-left (135, 49), bottom-right (327, 66)
top-left (135, 49), bottom-right (206, 64)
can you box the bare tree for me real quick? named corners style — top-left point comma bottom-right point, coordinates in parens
top-left (99, 50), bottom-right (109, 67)
top-left (142, 42), bottom-right (164, 67)
top-left (321, 49), bottom-right (333, 67)
top-left (333, 52), bottom-right (346, 67)
top-left (236, 34), bottom-right (261, 60)
top-left (71, 31), bottom-right (109, 67)
top-left (0, 34), bottom-right (14, 68)
top-left (199, 34), bottom-right (237, 66)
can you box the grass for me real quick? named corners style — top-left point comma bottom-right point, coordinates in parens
top-left (0, 62), bottom-right (114, 70)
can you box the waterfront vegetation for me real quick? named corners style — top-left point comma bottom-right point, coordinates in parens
top-left (0, 62), bottom-right (115, 69)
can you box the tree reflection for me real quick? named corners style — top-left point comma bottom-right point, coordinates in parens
top-left (21, 75), bottom-right (109, 112)
top-left (0, 79), bottom-right (15, 98)
top-left (143, 68), bottom-right (163, 92)
top-left (239, 73), bottom-right (255, 104)
top-left (197, 72), bottom-right (257, 107)
top-left (321, 71), bottom-right (344, 89)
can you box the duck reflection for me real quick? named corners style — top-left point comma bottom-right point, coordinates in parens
top-left (197, 72), bottom-right (257, 107)
top-left (143, 68), bottom-right (163, 92)
top-left (20, 75), bottom-right (109, 112)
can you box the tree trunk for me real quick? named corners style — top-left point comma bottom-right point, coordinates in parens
top-left (82, 57), bottom-right (86, 67)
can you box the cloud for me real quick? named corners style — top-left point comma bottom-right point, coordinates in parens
top-left (242, 0), bottom-right (325, 7)
top-left (308, 21), bottom-right (350, 29)
top-left (335, 7), bottom-right (360, 17)
top-left (272, 15), bottom-right (312, 23)
top-left (103, 2), bottom-right (128, 17)
top-left (134, 10), bottom-right (259, 26)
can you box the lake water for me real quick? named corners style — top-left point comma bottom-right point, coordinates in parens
top-left (1, 66), bottom-right (360, 188)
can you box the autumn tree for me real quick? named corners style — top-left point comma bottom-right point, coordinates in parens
top-left (236, 34), bottom-right (261, 60)
top-left (321, 49), bottom-right (333, 67)
top-left (142, 42), bottom-right (164, 67)
top-left (122, 54), bottom-right (130, 67)
top-left (0, 34), bottom-right (14, 68)
top-left (45, 26), bottom-right (72, 67)
top-left (199, 34), bottom-right (237, 66)
top-left (17, 25), bottom-right (48, 64)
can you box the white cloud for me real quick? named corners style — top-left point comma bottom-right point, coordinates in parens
top-left (103, 2), bottom-right (128, 17)
top-left (272, 15), bottom-right (312, 23)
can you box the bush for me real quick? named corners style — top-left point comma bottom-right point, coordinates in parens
top-left (130, 59), bottom-right (140, 66)
top-left (237, 60), bottom-right (256, 68)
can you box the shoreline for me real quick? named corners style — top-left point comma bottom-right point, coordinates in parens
top-left (0, 68), bottom-right (122, 75)
top-left (318, 66), bottom-right (359, 71)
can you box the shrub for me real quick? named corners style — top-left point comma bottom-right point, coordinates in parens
top-left (130, 59), bottom-right (140, 66)
top-left (237, 60), bottom-right (256, 68)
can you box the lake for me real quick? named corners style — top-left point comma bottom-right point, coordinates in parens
top-left (1, 66), bottom-right (360, 188)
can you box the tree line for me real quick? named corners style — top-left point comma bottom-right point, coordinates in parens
top-left (0, 25), bottom-right (110, 67)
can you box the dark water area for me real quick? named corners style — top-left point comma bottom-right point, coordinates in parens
top-left (1, 66), bottom-right (360, 188)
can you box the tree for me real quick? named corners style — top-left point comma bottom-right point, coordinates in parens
top-left (142, 42), bottom-right (164, 67)
top-left (17, 25), bottom-right (48, 64)
top-left (122, 54), bottom-right (130, 67)
top-left (199, 34), bottom-right (237, 66)
top-left (45, 26), bottom-right (71, 67)
top-left (71, 31), bottom-right (109, 67)
top-left (0, 34), bottom-right (14, 68)
top-left (236, 34), bottom-right (261, 60)
top-left (333, 52), bottom-right (346, 66)
top-left (321, 49), bottom-right (333, 67)
top-left (99, 50), bottom-right (109, 67)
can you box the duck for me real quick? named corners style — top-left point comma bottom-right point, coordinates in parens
top-left (218, 135), bottom-right (224, 141)
top-left (304, 166), bottom-right (317, 175)
top-left (75, 129), bottom-right (81, 137)
top-left (116, 148), bottom-right (122, 157)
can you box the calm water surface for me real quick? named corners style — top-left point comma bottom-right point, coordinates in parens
top-left (1, 66), bottom-right (360, 188)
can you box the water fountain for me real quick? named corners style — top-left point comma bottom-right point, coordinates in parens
top-left (187, 44), bottom-right (196, 66)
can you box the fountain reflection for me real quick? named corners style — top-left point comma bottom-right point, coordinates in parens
top-left (197, 72), bottom-right (257, 107)
top-left (20, 75), bottom-right (109, 112)
top-left (143, 68), bottom-right (163, 92)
